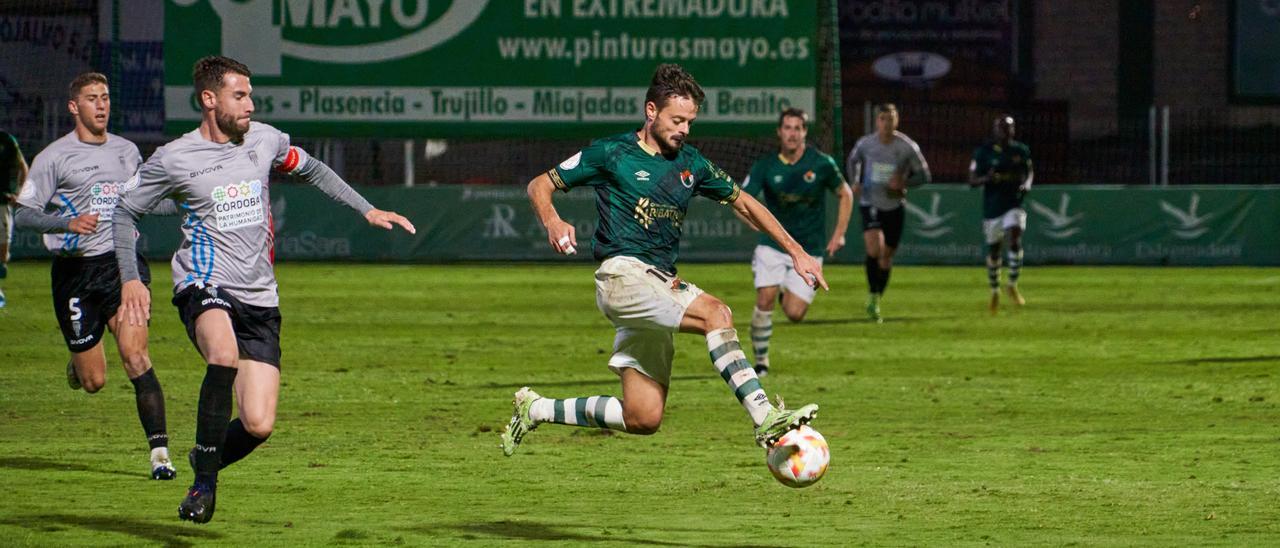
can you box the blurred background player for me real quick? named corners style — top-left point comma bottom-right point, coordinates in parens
top-left (12, 72), bottom-right (176, 480)
top-left (0, 127), bottom-right (29, 308)
top-left (845, 104), bottom-right (931, 322)
top-left (113, 56), bottom-right (416, 523)
top-left (504, 64), bottom-right (825, 458)
top-left (969, 115), bottom-right (1034, 313)
top-left (741, 107), bottom-right (852, 376)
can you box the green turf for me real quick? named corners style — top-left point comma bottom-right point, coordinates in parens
top-left (1, 261), bottom-right (1278, 546)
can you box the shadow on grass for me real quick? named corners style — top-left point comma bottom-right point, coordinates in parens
top-left (0, 514), bottom-right (221, 548)
top-left (0, 457), bottom-right (139, 479)
top-left (400, 520), bottom-right (774, 547)
top-left (480, 375), bottom-right (706, 390)
top-left (1161, 355), bottom-right (1280, 366)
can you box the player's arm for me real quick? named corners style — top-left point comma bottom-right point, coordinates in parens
top-left (845, 142), bottom-right (864, 200)
top-left (827, 182), bottom-right (853, 257)
top-left (9, 136), bottom-right (28, 204)
top-left (968, 154), bottom-right (993, 188)
top-left (731, 172), bottom-right (763, 232)
top-left (731, 193), bottom-right (827, 290)
top-left (527, 172), bottom-right (576, 254)
top-left (895, 139), bottom-right (931, 189)
top-left (13, 152), bottom-right (95, 234)
top-left (1021, 158), bottom-right (1034, 193)
top-left (280, 148), bottom-right (414, 234)
top-left (114, 151), bottom-right (176, 326)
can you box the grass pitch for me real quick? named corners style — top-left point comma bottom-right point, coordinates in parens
top-left (1, 261), bottom-right (1278, 546)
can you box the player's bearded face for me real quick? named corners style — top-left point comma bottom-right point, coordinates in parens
top-left (70, 83), bottom-right (110, 135)
top-left (212, 73), bottom-right (254, 140)
top-left (649, 96), bottom-right (699, 155)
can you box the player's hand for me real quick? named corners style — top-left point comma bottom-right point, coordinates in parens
top-left (825, 234), bottom-right (845, 257)
top-left (792, 252), bottom-right (828, 291)
top-left (365, 208), bottom-right (416, 234)
top-left (545, 218), bottom-right (577, 255)
top-left (68, 213), bottom-right (99, 234)
top-left (120, 279), bottom-right (151, 327)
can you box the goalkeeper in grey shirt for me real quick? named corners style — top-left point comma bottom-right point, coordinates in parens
top-left (112, 56), bottom-right (416, 524)
top-left (845, 103), bottom-right (930, 323)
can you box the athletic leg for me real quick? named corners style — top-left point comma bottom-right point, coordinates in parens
top-left (109, 313), bottom-right (173, 479)
top-left (751, 287), bottom-right (778, 374)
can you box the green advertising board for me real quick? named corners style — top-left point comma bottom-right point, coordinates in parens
top-left (13, 185), bottom-right (1278, 266)
top-left (163, 0), bottom-right (818, 137)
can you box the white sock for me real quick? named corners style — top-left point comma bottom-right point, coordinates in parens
top-left (530, 396), bottom-right (626, 431)
top-left (706, 328), bottom-right (772, 426)
top-left (750, 307), bottom-right (773, 368)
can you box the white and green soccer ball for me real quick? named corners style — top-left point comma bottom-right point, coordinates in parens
top-left (766, 425), bottom-right (830, 488)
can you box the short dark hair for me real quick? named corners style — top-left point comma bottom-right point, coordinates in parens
top-left (68, 72), bottom-right (108, 100)
top-left (193, 56), bottom-right (252, 94)
top-left (876, 103), bottom-right (898, 115)
top-left (645, 64), bottom-right (705, 110)
top-left (778, 107), bottom-right (808, 127)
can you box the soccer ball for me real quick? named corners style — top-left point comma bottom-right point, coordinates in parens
top-left (766, 425), bottom-right (830, 488)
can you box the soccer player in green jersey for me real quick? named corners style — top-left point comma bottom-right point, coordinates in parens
top-left (741, 108), bottom-right (852, 376)
top-left (0, 128), bottom-right (28, 308)
top-left (969, 115), bottom-right (1033, 313)
top-left (503, 64), bottom-right (827, 457)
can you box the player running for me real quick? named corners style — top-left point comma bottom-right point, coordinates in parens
top-left (112, 56), bottom-right (416, 523)
top-left (13, 72), bottom-right (176, 480)
top-left (969, 115), bottom-right (1033, 313)
top-left (845, 104), bottom-right (930, 323)
top-left (0, 127), bottom-right (29, 308)
top-left (741, 108), bottom-right (852, 376)
top-left (502, 64), bottom-right (826, 459)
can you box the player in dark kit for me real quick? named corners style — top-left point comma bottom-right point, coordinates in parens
top-left (112, 56), bottom-right (416, 523)
top-left (741, 108), bottom-right (852, 376)
top-left (0, 127), bottom-right (29, 307)
top-left (969, 115), bottom-right (1033, 313)
top-left (14, 73), bottom-right (177, 479)
top-left (502, 64), bottom-right (826, 458)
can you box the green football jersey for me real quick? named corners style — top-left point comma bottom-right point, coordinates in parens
top-left (0, 131), bottom-right (21, 198)
top-left (549, 132), bottom-right (741, 273)
top-left (972, 140), bottom-right (1032, 219)
top-left (743, 146), bottom-right (845, 257)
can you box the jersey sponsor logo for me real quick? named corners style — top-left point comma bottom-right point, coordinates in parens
top-left (1029, 194), bottom-right (1084, 239)
top-left (869, 162), bottom-right (896, 184)
top-left (88, 181), bottom-right (127, 220)
top-left (558, 151), bottom-right (582, 170)
top-left (211, 179), bottom-right (266, 231)
top-left (190, 164), bottom-right (224, 179)
top-left (633, 197), bottom-right (683, 229)
top-left (68, 165), bottom-right (100, 174)
top-left (178, 0), bottom-right (489, 76)
top-left (773, 175), bottom-right (782, 183)
top-left (903, 193), bottom-right (954, 238)
top-left (635, 170), bottom-right (651, 182)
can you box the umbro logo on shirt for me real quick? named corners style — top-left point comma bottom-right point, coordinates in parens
top-left (635, 170), bottom-right (650, 181)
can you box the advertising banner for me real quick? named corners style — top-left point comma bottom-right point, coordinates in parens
top-left (163, 0), bottom-right (818, 137)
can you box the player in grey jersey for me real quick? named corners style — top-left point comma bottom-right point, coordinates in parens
top-left (845, 104), bottom-right (930, 322)
top-left (14, 72), bottom-right (177, 480)
top-left (112, 56), bottom-right (416, 524)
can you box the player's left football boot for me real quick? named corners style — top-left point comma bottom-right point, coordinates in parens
top-left (1006, 284), bottom-right (1026, 306)
top-left (866, 295), bottom-right (883, 323)
top-left (66, 359), bottom-right (82, 390)
top-left (754, 364), bottom-right (770, 378)
top-left (988, 291), bottom-right (1000, 315)
top-left (501, 386), bottom-right (541, 457)
top-left (150, 447), bottom-right (177, 480)
top-left (178, 481), bottom-right (216, 523)
top-left (754, 398), bottom-right (819, 448)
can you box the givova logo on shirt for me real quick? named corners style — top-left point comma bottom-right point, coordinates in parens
top-left (211, 180), bottom-right (266, 230)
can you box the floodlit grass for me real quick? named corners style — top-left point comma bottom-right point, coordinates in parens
top-left (1, 261), bottom-right (1278, 546)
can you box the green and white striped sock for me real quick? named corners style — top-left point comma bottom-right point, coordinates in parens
top-left (529, 396), bottom-right (626, 431)
top-left (750, 307), bottom-right (772, 369)
top-left (707, 328), bottom-right (771, 426)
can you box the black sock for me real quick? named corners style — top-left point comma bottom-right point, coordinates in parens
top-left (129, 368), bottom-right (169, 450)
top-left (221, 418), bottom-right (268, 469)
top-left (864, 255), bottom-right (880, 293)
top-left (880, 265), bottom-right (893, 293)
top-left (194, 364), bottom-right (237, 485)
